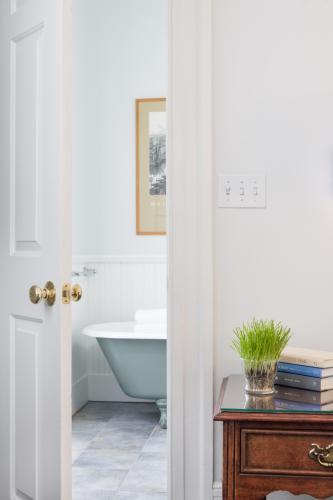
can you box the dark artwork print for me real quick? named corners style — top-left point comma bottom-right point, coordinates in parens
top-left (149, 112), bottom-right (166, 195)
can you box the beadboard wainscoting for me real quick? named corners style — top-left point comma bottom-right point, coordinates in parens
top-left (72, 255), bottom-right (167, 414)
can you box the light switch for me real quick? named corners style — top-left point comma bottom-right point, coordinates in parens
top-left (218, 175), bottom-right (266, 208)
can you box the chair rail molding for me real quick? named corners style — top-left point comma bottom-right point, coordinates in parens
top-left (73, 255), bottom-right (166, 264)
top-left (168, 0), bottom-right (213, 499)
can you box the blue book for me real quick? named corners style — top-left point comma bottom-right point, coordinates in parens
top-left (277, 362), bottom-right (333, 379)
top-left (275, 372), bottom-right (333, 391)
top-left (275, 385), bottom-right (333, 405)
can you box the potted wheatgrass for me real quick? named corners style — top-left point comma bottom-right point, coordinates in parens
top-left (231, 319), bottom-right (292, 395)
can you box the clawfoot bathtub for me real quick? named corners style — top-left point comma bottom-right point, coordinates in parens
top-left (82, 322), bottom-right (167, 428)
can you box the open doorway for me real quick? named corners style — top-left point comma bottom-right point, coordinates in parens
top-left (70, 1), bottom-right (168, 498)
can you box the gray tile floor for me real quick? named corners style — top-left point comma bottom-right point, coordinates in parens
top-left (72, 402), bottom-right (167, 500)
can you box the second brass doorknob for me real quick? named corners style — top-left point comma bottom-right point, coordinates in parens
top-left (71, 284), bottom-right (82, 302)
top-left (62, 283), bottom-right (82, 304)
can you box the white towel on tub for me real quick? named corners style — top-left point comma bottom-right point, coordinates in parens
top-left (134, 323), bottom-right (167, 333)
top-left (134, 309), bottom-right (166, 324)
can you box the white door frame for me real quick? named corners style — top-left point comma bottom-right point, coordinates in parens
top-left (168, 0), bottom-right (214, 499)
top-left (60, 0), bottom-right (215, 497)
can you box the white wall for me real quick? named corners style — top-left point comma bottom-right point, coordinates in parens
top-left (72, 0), bottom-right (167, 255)
top-left (213, 1), bottom-right (333, 498)
top-left (71, 0), bottom-right (167, 411)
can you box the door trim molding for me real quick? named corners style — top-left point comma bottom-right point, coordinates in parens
top-left (168, 0), bottom-right (213, 498)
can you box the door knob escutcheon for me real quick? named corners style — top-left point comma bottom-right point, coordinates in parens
top-left (29, 281), bottom-right (56, 306)
top-left (62, 283), bottom-right (82, 304)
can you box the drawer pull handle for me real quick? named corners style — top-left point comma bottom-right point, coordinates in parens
top-left (309, 443), bottom-right (333, 468)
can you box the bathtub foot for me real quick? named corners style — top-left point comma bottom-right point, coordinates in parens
top-left (156, 398), bottom-right (167, 429)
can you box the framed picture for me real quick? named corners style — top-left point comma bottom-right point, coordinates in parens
top-left (136, 98), bottom-right (166, 235)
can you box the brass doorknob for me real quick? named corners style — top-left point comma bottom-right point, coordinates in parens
top-left (71, 284), bottom-right (82, 302)
top-left (62, 283), bottom-right (82, 304)
top-left (29, 281), bottom-right (56, 306)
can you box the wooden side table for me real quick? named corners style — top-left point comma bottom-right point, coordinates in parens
top-left (214, 376), bottom-right (333, 500)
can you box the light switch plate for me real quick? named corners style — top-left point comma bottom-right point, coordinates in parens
top-left (218, 174), bottom-right (266, 208)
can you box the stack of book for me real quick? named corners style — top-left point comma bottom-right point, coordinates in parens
top-left (275, 347), bottom-right (333, 411)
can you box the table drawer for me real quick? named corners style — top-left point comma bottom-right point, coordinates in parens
top-left (241, 428), bottom-right (333, 476)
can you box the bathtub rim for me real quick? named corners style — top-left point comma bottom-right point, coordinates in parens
top-left (82, 321), bottom-right (167, 340)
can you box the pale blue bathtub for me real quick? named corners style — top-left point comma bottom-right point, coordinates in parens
top-left (82, 322), bottom-right (167, 428)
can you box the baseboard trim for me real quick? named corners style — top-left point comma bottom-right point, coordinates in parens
top-left (212, 481), bottom-right (222, 499)
top-left (72, 374), bottom-right (88, 415)
top-left (72, 372), bottom-right (151, 414)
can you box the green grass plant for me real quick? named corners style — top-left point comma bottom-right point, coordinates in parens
top-left (231, 318), bottom-right (292, 364)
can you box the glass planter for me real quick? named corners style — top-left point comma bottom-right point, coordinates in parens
top-left (242, 359), bottom-right (278, 395)
top-left (245, 393), bottom-right (276, 410)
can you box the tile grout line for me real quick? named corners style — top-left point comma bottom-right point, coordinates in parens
top-left (72, 412), bottom-right (112, 466)
top-left (116, 422), bottom-right (160, 492)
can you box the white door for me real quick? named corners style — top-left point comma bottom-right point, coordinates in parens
top-left (0, 1), bottom-right (72, 499)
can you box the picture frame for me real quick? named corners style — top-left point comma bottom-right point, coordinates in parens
top-left (136, 98), bottom-right (166, 235)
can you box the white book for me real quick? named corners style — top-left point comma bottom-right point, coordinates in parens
top-left (280, 347), bottom-right (333, 369)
